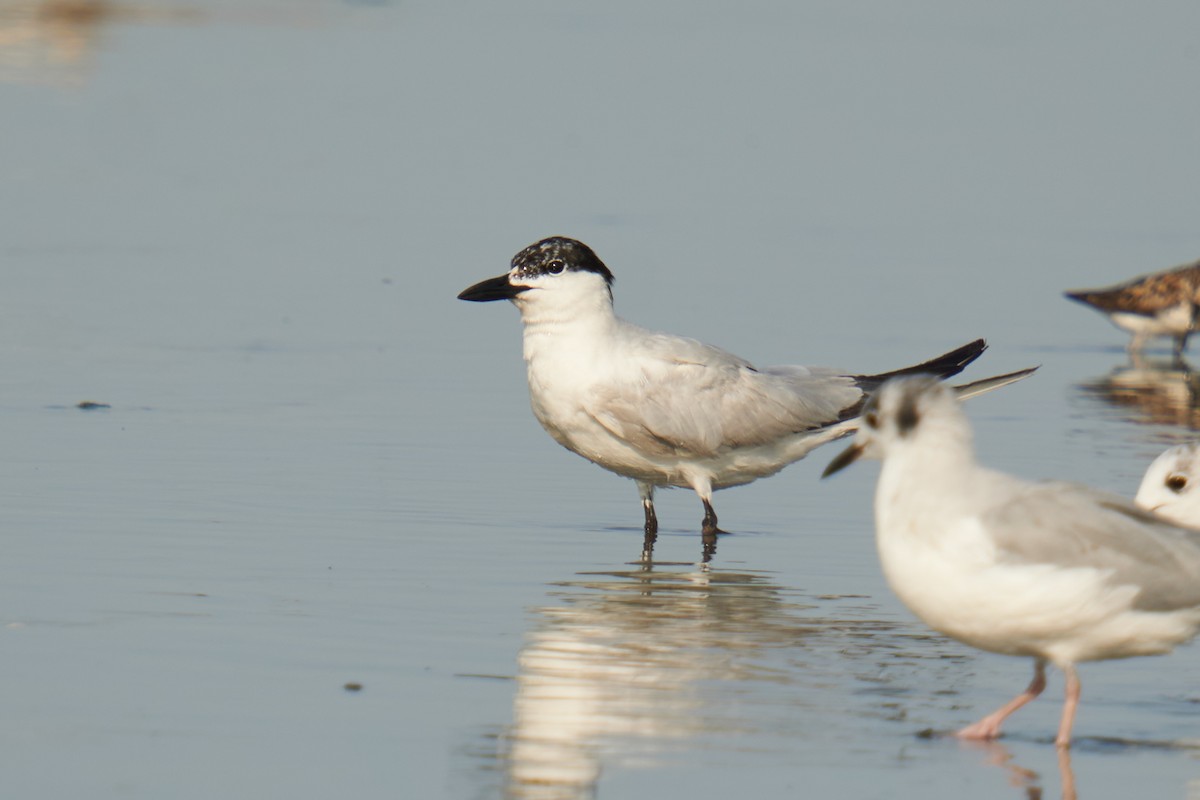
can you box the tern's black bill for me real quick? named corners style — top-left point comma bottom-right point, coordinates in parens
top-left (457, 274), bottom-right (528, 302)
top-left (821, 441), bottom-right (865, 478)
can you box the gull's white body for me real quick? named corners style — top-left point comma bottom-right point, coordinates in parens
top-left (1136, 442), bottom-right (1200, 527)
top-left (829, 377), bottom-right (1200, 746)
top-left (877, 447), bottom-right (1200, 665)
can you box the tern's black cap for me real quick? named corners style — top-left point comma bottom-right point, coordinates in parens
top-left (511, 237), bottom-right (615, 286)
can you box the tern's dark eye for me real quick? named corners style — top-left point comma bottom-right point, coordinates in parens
top-left (863, 411), bottom-right (879, 429)
top-left (547, 259), bottom-right (566, 275)
top-left (1167, 475), bottom-right (1188, 492)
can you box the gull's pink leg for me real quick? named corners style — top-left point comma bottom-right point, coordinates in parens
top-left (957, 659), bottom-right (1047, 740)
top-left (1055, 664), bottom-right (1081, 749)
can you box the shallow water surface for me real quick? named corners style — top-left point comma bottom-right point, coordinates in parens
top-left (2, 1), bottom-right (1200, 798)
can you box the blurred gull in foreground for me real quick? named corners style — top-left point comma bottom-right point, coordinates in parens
top-left (1066, 257), bottom-right (1200, 357)
top-left (1137, 442), bottom-right (1200, 528)
top-left (823, 376), bottom-right (1200, 748)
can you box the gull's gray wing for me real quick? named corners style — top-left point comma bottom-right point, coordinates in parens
top-left (584, 329), bottom-right (863, 459)
top-left (987, 481), bottom-right (1200, 612)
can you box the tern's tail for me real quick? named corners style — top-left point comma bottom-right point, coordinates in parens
top-left (854, 338), bottom-right (988, 389)
top-left (952, 366), bottom-right (1040, 400)
top-left (816, 363), bottom-right (1039, 452)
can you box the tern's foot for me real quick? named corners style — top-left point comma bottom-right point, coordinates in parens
top-left (699, 499), bottom-right (729, 538)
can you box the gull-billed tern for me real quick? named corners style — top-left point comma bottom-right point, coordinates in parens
top-left (459, 236), bottom-right (1035, 555)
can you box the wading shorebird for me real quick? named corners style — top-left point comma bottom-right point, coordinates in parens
top-left (1066, 258), bottom-right (1200, 357)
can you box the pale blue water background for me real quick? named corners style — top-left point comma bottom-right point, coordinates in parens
top-left (2, 1), bottom-right (1200, 798)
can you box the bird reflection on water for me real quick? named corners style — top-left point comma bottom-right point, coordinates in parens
top-left (1076, 353), bottom-right (1200, 432)
top-left (0, 0), bottom-right (343, 86)
top-left (959, 740), bottom-right (1075, 800)
top-left (481, 563), bottom-right (976, 799)
top-left (960, 735), bottom-right (1200, 800)
top-left (0, 1), bottom-right (202, 84)
top-left (638, 525), bottom-right (717, 564)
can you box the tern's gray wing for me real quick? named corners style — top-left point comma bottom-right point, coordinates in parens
top-left (987, 481), bottom-right (1200, 612)
top-left (585, 331), bottom-right (863, 458)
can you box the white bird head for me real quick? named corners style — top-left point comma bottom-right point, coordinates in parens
top-left (458, 237), bottom-right (616, 317)
top-left (822, 375), bottom-right (968, 477)
top-left (1136, 442), bottom-right (1200, 526)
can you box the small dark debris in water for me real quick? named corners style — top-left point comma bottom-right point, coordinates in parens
top-left (343, 682), bottom-right (363, 692)
top-left (914, 728), bottom-right (938, 739)
top-left (77, 401), bottom-right (111, 410)
top-left (453, 673), bottom-right (515, 681)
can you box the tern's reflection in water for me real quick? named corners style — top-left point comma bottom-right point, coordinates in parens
top-left (488, 564), bottom-right (974, 800)
top-left (1076, 353), bottom-right (1200, 431)
top-left (639, 527), bottom-right (717, 564)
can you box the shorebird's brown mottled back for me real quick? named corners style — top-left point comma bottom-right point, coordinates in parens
top-left (1066, 258), bottom-right (1200, 356)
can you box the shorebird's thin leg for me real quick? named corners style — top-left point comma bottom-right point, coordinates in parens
top-left (1174, 331), bottom-right (1190, 360)
top-left (957, 659), bottom-right (1047, 740)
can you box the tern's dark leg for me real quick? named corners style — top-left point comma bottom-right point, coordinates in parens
top-left (638, 482), bottom-right (657, 561)
top-left (642, 497), bottom-right (658, 536)
top-left (637, 482), bottom-right (658, 536)
top-left (701, 499), bottom-right (729, 536)
top-left (641, 501), bottom-right (658, 561)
